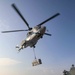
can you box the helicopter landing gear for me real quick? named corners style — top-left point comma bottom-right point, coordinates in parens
top-left (41, 36), bottom-right (43, 38)
top-left (32, 47), bottom-right (42, 66)
top-left (33, 45), bottom-right (35, 48)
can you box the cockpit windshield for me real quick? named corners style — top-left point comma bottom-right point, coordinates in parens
top-left (27, 31), bottom-right (33, 37)
top-left (34, 26), bottom-right (41, 30)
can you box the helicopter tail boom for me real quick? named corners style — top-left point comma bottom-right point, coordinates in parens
top-left (16, 45), bottom-right (23, 52)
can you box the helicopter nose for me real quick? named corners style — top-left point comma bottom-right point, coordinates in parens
top-left (40, 26), bottom-right (46, 34)
top-left (42, 26), bottom-right (46, 31)
top-left (43, 26), bottom-right (46, 30)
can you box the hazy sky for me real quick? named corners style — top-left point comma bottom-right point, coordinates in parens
top-left (0, 0), bottom-right (75, 75)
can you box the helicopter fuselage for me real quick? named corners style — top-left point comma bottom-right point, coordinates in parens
top-left (18, 26), bottom-right (46, 50)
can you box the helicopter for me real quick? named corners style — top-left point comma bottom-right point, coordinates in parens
top-left (2, 3), bottom-right (60, 52)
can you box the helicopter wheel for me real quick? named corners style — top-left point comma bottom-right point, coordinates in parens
top-left (41, 36), bottom-right (43, 38)
top-left (33, 45), bottom-right (35, 48)
top-left (41, 35), bottom-right (43, 38)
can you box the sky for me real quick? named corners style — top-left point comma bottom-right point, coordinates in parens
top-left (0, 0), bottom-right (75, 75)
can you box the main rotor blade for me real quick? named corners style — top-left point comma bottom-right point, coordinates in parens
top-left (44, 33), bottom-right (52, 36)
top-left (2, 29), bottom-right (28, 33)
top-left (37, 13), bottom-right (60, 26)
top-left (12, 3), bottom-right (30, 29)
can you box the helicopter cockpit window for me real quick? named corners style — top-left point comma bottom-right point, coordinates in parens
top-left (34, 26), bottom-right (41, 30)
top-left (27, 32), bottom-right (33, 37)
